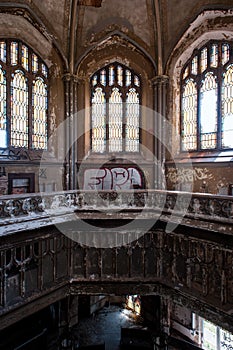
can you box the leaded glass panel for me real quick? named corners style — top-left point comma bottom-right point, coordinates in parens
top-left (11, 71), bottom-right (28, 148)
top-left (181, 80), bottom-right (197, 151)
top-left (0, 67), bottom-right (6, 148)
top-left (201, 47), bottom-right (207, 72)
top-left (200, 73), bottom-right (217, 149)
top-left (191, 56), bottom-right (198, 75)
top-left (92, 74), bottom-right (98, 86)
top-left (222, 44), bottom-right (229, 66)
top-left (100, 69), bottom-right (106, 86)
top-left (109, 66), bottom-right (114, 86)
top-left (32, 53), bottom-right (39, 73)
top-left (125, 88), bottom-right (139, 152)
top-left (92, 87), bottom-right (106, 153)
top-left (22, 45), bottom-right (29, 71)
top-left (134, 75), bottom-right (140, 87)
top-left (117, 65), bottom-right (123, 86)
top-left (0, 41), bottom-right (6, 63)
top-left (42, 63), bottom-right (48, 78)
top-left (126, 70), bottom-right (131, 86)
top-left (222, 65), bottom-right (233, 148)
top-left (183, 66), bottom-right (189, 79)
top-left (11, 42), bottom-right (18, 66)
top-left (109, 88), bottom-right (123, 152)
top-left (32, 78), bottom-right (47, 149)
top-left (210, 44), bottom-right (218, 68)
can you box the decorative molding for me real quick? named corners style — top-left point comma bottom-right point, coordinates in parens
top-left (78, 0), bottom-right (102, 7)
top-left (0, 3), bottom-right (68, 70)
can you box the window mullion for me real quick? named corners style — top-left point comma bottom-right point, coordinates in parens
top-left (106, 92), bottom-right (109, 153)
top-left (6, 71), bottom-right (11, 147)
top-left (6, 50), bottom-right (11, 147)
top-left (122, 89), bottom-right (126, 152)
top-left (217, 68), bottom-right (222, 150)
top-left (197, 78), bottom-right (201, 151)
top-left (28, 76), bottom-right (33, 149)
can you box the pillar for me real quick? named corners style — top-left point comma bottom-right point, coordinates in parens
top-left (63, 73), bottom-right (79, 190)
top-left (151, 75), bottom-right (169, 189)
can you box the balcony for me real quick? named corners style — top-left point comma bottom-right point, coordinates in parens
top-left (0, 189), bottom-right (233, 332)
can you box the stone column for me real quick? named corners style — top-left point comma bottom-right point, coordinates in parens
top-left (151, 75), bottom-right (169, 189)
top-left (63, 73), bottom-right (79, 190)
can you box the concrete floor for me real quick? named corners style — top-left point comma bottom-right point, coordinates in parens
top-left (74, 304), bottom-right (146, 349)
top-left (72, 304), bottom-right (180, 350)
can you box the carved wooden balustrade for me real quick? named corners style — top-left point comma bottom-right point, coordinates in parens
top-left (0, 189), bottom-right (233, 331)
top-left (1, 189), bottom-right (233, 232)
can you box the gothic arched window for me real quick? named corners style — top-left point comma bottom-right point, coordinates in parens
top-left (0, 39), bottom-right (48, 150)
top-left (181, 41), bottom-right (233, 151)
top-left (91, 63), bottom-right (141, 153)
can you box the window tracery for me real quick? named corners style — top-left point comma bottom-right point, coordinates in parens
top-left (91, 63), bottom-right (141, 153)
top-left (0, 39), bottom-right (48, 150)
top-left (181, 41), bottom-right (233, 151)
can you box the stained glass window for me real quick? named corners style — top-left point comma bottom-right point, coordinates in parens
top-left (0, 39), bottom-right (48, 150)
top-left (181, 41), bottom-right (233, 151)
top-left (91, 62), bottom-right (141, 153)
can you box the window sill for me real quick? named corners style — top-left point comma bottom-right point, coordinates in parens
top-left (167, 150), bottom-right (233, 165)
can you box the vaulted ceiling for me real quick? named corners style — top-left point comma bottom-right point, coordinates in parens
top-left (0, 0), bottom-right (232, 73)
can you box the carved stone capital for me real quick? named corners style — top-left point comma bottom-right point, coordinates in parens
top-left (150, 75), bottom-right (169, 86)
top-left (62, 73), bottom-right (81, 84)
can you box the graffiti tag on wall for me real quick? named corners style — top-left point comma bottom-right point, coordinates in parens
top-left (166, 167), bottom-right (214, 184)
top-left (83, 167), bottom-right (142, 190)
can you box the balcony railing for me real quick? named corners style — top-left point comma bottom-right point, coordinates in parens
top-left (0, 189), bottom-right (233, 235)
top-left (0, 189), bottom-right (233, 332)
